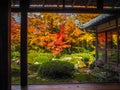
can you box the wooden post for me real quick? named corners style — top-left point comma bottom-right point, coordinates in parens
top-left (105, 32), bottom-right (107, 63)
top-left (20, 0), bottom-right (29, 88)
top-left (118, 17), bottom-right (120, 64)
top-left (0, 0), bottom-right (11, 90)
top-left (95, 29), bottom-right (98, 62)
top-left (116, 15), bottom-right (119, 65)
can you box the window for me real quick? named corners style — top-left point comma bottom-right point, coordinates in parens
top-left (98, 50), bottom-right (106, 60)
top-left (97, 29), bottom-right (119, 63)
top-left (107, 31), bottom-right (118, 49)
top-left (107, 30), bottom-right (118, 62)
top-left (98, 32), bottom-right (106, 49)
top-left (107, 50), bottom-right (118, 62)
top-left (98, 32), bottom-right (106, 61)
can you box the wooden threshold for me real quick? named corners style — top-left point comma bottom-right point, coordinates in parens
top-left (12, 83), bottom-right (120, 90)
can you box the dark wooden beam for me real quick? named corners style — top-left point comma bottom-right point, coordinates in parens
top-left (57, 0), bottom-right (61, 7)
top-left (86, 0), bottom-right (92, 8)
top-left (0, 0), bottom-right (11, 90)
top-left (71, 0), bottom-right (76, 7)
top-left (11, 7), bottom-right (120, 14)
top-left (43, 0), bottom-right (46, 7)
top-left (114, 0), bottom-right (120, 8)
top-left (111, 0), bottom-right (118, 8)
top-left (97, 0), bottom-right (103, 9)
top-left (11, 0), bottom-right (14, 6)
top-left (63, 0), bottom-right (65, 8)
top-left (20, 0), bottom-right (29, 88)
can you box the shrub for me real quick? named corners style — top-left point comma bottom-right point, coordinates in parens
top-left (68, 53), bottom-right (95, 68)
top-left (28, 64), bottom-right (40, 72)
top-left (82, 57), bottom-right (89, 67)
top-left (28, 51), bottom-right (53, 64)
top-left (38, 61), bottom-right (75, 79)
top-left (12, 67), bottom-right (20, 77)
top-left (89, 61), bottom-right (96, 69)
top-left (79, 53), bottom-right (95, 67)
top-left (11, 51), bottom-right (20, 60)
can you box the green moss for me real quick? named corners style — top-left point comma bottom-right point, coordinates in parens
top-left (74, 72), bottom-right (98, 82)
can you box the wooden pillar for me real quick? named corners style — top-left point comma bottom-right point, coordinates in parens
top-left (116, 15), bottom-right (119, 64)
top-left (95, 29), bottom-right (98, 61)
top-left (118, 18), bottom-right (120, 64)
top-left (105, 32), bottom-right (107, 63)
top-left (0, 0), bottom-right (11, 90)
top-left (20, 0), bottom-right (29, 88)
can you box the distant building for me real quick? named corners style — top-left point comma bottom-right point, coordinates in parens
top-left (83, 14), bottom-right (120, 73)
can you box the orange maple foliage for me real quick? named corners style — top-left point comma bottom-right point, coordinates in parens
top-left (12, 13), bottom-right (96, 54)
top-left (11, 17), bottom-right (20, 49)
top-left (47, 24), bottom-right (71, 54)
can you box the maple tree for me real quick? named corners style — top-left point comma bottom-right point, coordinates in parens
top-left (12, 13), bottom-right (96, 55)
top-left (46, 24), bottom-right (71, 54)
top-left (11, 15), bottom-right (20, 51)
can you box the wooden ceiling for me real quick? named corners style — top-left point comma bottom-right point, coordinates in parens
top-left (11, 0), bottom-right (120, 8)
top-left (11, 0), bottom-right (120, 13)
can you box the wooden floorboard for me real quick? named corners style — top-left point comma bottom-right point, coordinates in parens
top-left (12, 83), bottom-right (120, 90)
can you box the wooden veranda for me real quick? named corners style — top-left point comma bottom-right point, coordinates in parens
top-left (0, 0), bottom-right (120, 90)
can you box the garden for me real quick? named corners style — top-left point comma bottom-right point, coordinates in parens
top-left (11, 13), bottom-right (118, 84)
